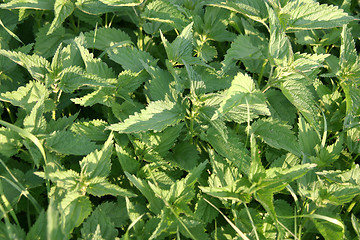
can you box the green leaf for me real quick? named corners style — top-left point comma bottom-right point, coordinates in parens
top-left (142, 0), bottom-right (188, 30)
top-left (45, 130), bottom-right (98, 155)
top-left (0, 0), bottom-right (55, 10)
top-left (171, 141), bottom-right (200, 171)
top-left (99, 0), bottom-right (143, 6)
top-left (352, 214), bottom-right (360, 238)
top-left (80, 133), bottom-right (113, 179)
top-left (251, 118), bottom-right (301, 156)
top-left (0, 120), bottom-right (46, 166)
top-left (108, 100), bottom-right (186, 133)
top-left (281, 0), bottom-right (354, 31)
top-left (108, 46), bottom-right (157, 72)
top-left (48, 0), bottom-right (75, 35)
top-left (47, 198), bottom-right (66, 240)
top-left (34, 24), bottom-right (73, 59)
top-left (205, 128), bottom-right (250, 174)
top-left (143, 64), bottom-right (174, 101)
top-left (280, 78), bottom-right (320, 131)
top-left (48, 169), bottom-right (80, 190)
top-left (70, 119), bottom-right (108, 141)
top-left (268, 4), bottom-right (292, 66)
top-left (312, 211), bottom-right (344, 240)
top-left (265, 89), bottom-right (297, 124)
top-left (60, 192), bottom-right (92, 237)
top-left (0, 81), bottom-right (49, 112)
top-left (213, 72), bottom-right (268, 120)
top-left (86, 177), bottom-right (136, 197)
top-left (58, 66), bottom-right (114, 93)
top-left (207, 0), bottom-right (268, 24)
top-left (81, 204), bottom-right (118, 240)
top-left (84, 27), bottom-right (131, 51)
top-left (0, 50), bottom-right (50, 81)
top-left (23, 99), bottom-right (46, 134)
top-left (26, 210), bottom-right (46, 240)
top-left (46, 113), bottom-right (79, 133)
top-left (75, 0), bottom-right (115, 15)
top-left (222, 35), bottom-right (263, 72)
top-left (115, 144), bottom-right (140, 174)
top-left (125, 172), bottom-right (164, 214)
top-left (0, 127), bottom-right (22, 158)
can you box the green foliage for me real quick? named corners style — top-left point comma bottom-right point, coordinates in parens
top-left (0, 1), bottom-right (359, 239)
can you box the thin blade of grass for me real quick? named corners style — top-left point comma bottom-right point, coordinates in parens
top-left (203, 197), bottom-right (250, 240)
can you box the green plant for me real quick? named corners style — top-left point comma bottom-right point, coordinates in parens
top-left (0, 0), bottom-right (359, 239)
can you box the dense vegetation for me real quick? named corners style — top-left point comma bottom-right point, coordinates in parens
top-left (0, 0), bottom-right (359, 239)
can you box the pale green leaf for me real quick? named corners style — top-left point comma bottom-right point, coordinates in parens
top-left (213, 72), bottom-right (268, 120)
top-left (107, 100), bottom-right (186, 133)
top-left (84, 27), bottom-right (132, 51)
top-left (70, 119), bottom-right (108, 141)
top-left (23, 99), bottom-right (46, 134)
top-left (86, 177), bottom-right (136, 197)
top-left (75, 0), bottom-right (116, 15)
top-left (251, 118), bottom-right (301, 156)
top-left (115, 144), bottom-right (141, 174)
top-left (26, 210), bottom-right (46, 240)
top-left (142, 0), bottom-right (188, 30)
top-left (48, 0), bottom-right (75, 35)
top-left (0, 50), bottom-right (50, 81)
top-left (58, 66), bottom-right (114, 93)
top-left (99, 0), bottom-right (143, 6)
top-left (268, 4), bottom-right (292, 66)
top-left (0, 127), bottom-right (22, 158)
top-left (45, 130), bottom-right (98, 155)
top-left (0, 0), bottom-right (55, 10)
top-left (143, 64), bottom-right (174, 101)
top-left (48, 169), bottom-right (80, 190)
top-left (351, 214), bottom-right (360, 238)
top-left (0, 81), bottom-right (49, 112)
top-left (281, 0), bottom-right (354, 31)
top-left (60, 192), bottom-right (92, 237)
top-left (312, 211), bottom-right (344, 240)
top-left (79, 133), bottom-right (113, 179)
top-left (280, 78), bottom-right (320, 130)
top-left (207, 0), bottom-right (268, 23)
top-left (46, 113), bottom-right (79, 133)
top-left (71, 87), bottom-right (115, 107)
top-left (108, 47), bottom-right (157, 72)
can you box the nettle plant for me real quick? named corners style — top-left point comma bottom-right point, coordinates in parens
top-left (0, 0), bottom-right (360, 239)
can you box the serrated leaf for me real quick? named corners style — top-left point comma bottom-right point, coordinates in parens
top-left (0, 81), bottom-right (49, 112)
top-left (115, 144), bottom-right (141, 174)
top-left (142, 0), bottom-right (188, 30)
top-left (207, 0), bottom-right (268, 24)
top-left (108, 100), bottom-right (186, 133)
top-left (60, 192), bottom-right (92, 237)
top-left (268, 4), bottom-right (292, 66)
top-left (0, 50), bottom-right (50, 81)
top-left (46, 113), bottom-right (79, 133)
top-left (48, 0), bottom-right (75, 35)
top-left (34, 24), bottom-right (73, 59)
top-left (84, 27), bottom-right (132, 51)
top-left (205, 127), bottom-right (250, 174)
top-left (45, 130), bottom-right (98, 155)
top-left (23, 99), bottom-right (46, 134)
top-left (87, 177), bottom-right (136, 197)
top-left (79, 133), bottom-right (113, 179)
top-left (71, 87), bottom-right (115, 107)
top-left (280, 78), bottom-right (320, 131)
top-left (0, 127), bottom-right (22, 158)
top-left (81, 204), bottom-right (118, 240)
top-left (125, 172), bottom-right (164, 214)
top-left (75, 0), bottom-right (116, 15)
top-left (70, 119), bottom-right (108, 141)
top-left (213, 72), bottom-right (268, 120)
top-left (48, 169), bottom-right (80, 190)
top-left (58, 66), bottom-right (114, 93)
top-left (251, 118), bottom-right (301, 156)
top-left (99, 0), bottom-right (143, 6)
top-left (143, 64), bottom-right (174, 101)
top-left (108, 46), bottom-right (157, 72)
top-left (0, 0), bottom-right (55, 10)
top-left (281, 0), bottom-right (354, 31)
top-left (222, 35), bottom-right (263, 72)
